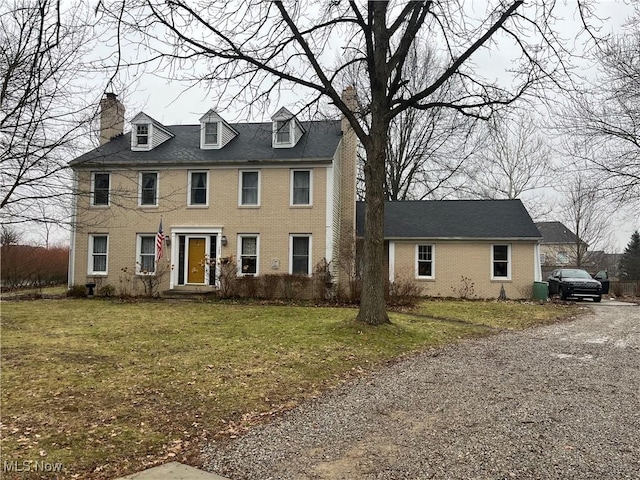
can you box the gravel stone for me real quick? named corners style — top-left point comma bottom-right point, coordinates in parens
top-left (203, 304), bottom-right (640, 479)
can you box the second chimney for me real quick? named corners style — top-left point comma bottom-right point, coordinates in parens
top-left (99, 93), bottom-right (125, 145)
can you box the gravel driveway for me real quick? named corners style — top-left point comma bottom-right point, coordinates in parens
top-left (204, 304), bottom-right (640, 479)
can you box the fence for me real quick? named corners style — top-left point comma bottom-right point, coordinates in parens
top-left (609, 281), bottom-right (640, 297)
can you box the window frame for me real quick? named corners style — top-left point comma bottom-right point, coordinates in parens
top-left (290, 169), bottom-right (312, 206)
top-left (91, 172), bottom-right (110, 207)
top-left (289, 234), bottom-right (312, 276)
top-left (88, 234), bottom-right (108, 275)
top-left (275, 119), bottom-right (291, 145)
top-left (556, 251), bottom-right (569, 265)
top-left (203, 121), bottom-right (219, 146)
top-left (238, 170), bottom-right (261, 207)
top-left (136, 123), bottom-right (150, 146)
top-left (237, 234), bottom-right (259, 276)
top-left (138, 171), bottom-right (159, 207)
top-left (491, 244), bottom-right (512, 280)
top-left (415, 244), bottom-right (435, 279)
top-left (187, 170), bottom-right (209, 207)
top-left (136, 234), bottom-right (157, 275)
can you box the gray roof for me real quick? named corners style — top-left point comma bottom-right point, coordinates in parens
top-left (70, 120), bottom-right (342, 168)
top-left (535, 221), bottom-right (581, 244)
top-left (356, 200), bottom-right (542, 239)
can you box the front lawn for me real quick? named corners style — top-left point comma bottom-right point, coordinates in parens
top-left (0, 299), bottom-right (574, 479)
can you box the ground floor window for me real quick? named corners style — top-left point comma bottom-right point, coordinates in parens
top-left (137, 235), bottom-right (156, 274)
top-left (416, 244), bottom-right (434, 278)
top-left (290, 235), bottom-right (311, 275)
top-left (238, 235), bottom-right (259, 275)
top-left (89, 235), bottom-right (108, 274)
top-left (492, 244), bottom-right (511, 279)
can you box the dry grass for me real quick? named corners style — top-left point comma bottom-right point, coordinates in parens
top-left (0, 298), bottom-right (575, 479)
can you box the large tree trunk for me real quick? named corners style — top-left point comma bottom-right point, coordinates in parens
top-left (357, 123), bottom-right (390, 325)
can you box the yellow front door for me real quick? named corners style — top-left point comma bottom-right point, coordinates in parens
top-left (187, 238), bottom-right (206, 284)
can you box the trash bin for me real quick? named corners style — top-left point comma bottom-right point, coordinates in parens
top-left (532, 281), bottom-right (548, 301)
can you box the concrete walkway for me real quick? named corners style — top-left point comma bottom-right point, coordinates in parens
top-left (114, 462), bottom-right (229, 480)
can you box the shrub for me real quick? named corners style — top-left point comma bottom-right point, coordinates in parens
top-left (67, 285), bottom-right (87, 298)
top-left (98, 284), bottom-right (116, 297)
top-left (386, 276), bottom-right (422, 307)
top-left (237, 275), bottom-right (258, 298)
top-left (218, 256), bottom-right (239, 299)
top-left (452, 276), bottom-right (476, 299)
top-left (260, 274), bottom-right (283, 299)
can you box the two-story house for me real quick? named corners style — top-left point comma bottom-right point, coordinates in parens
top-left (68, 90), bottom-right (358, 295)
top-left (69, 90), bottom-right (543, 300)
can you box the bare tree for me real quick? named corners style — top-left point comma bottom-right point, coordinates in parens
top-left (559, 173), bottom-right (612, 267)
top-left (102, 1), bottom-right (598, 325)
top-left (0, 225), bottom-right (22, 246)
top-left (351, 46), bottom-right (478, 201)
top-left (459, 111), bottom-right (554, 216)
top-left (0, 0), bottom-right (97, 226)
top-left (560, 16), bottom-right (640, 206)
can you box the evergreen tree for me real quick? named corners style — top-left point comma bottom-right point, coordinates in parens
top-left (619, 231), bottom-right (640, 281)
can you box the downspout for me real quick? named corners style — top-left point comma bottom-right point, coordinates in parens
top-left (68, 170), bottom-right (78, 288)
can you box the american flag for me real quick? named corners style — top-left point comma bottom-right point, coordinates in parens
top-left (156, 219), bottom-right (164, 262)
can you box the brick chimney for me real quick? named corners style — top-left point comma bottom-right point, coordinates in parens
top-left (99, 93), bottom-right (125, 145)
top-left (335, 86), bottom-right (359, 297)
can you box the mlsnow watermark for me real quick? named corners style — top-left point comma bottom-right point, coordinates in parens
top-left (3, 460), bottom-right (63, 473)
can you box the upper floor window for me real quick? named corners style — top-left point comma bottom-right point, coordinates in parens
top-left (239, 170), bottom-right (260, 206)
top-left (89, 234), bottom-right (108, 274)
top-left (416, 244), bottom-right (434, 278)
top-left (204, 122), bottom-right (218, 145)
top-left (291, 169), bottom-right (312, 206)
top-left (492, 244), bottom-right (511, 279)
top-left (92, 172), bottom-right (110, 206)
top-left (290, 235), bottom-right (311, 275)
top-left (275, 119), bottom-right (290, 144)
top-left (137, 235), bottom-right (156, 274)
top-left (238, 235), bottom-right (259, 276)
top-left (136, 124), bottom-right (149, 145)
top-left (139, 172), bottom-right (158, 206)
top-left (188, 171), bottom-right (208, 206)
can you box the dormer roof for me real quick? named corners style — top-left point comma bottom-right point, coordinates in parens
top-left (198, 110), bottom-right (239, 150)
top-left (130, 112), bottom-right (174, 151)
top-left (271, 107), bottom-right (306, 148)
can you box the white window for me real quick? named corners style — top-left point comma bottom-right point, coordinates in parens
top-left (136, 235), bottom-right (157, 274)
top-left (238, 235), bottom-right (259, 276)
top-left (540, 252), bottom-right (547, 265)
top-left (492, 244), bottom-right (511, 280)
top-left (188, 171), bottom-right (208, 206)
top-left (239, 170), bottom-right (260, 206)
top-left (139, 172), bottom-right (158, 206)
top-left (416, 244), bottom-right (434, 278)
top-left (204, 122), bottom-right (218, 145)
top-left (91, 172), bottom-right (110, 206)
top-left (291, 169), bottom-right (312, 206)
top-left (556, 251), bottom-right (569, 264)
top-left (88, 235), bottom-right (108, 274)
top-left (136, 124), bottom-right (149, 145)
top-left (290, 235), bottom-right (311, 275)
top-left (275, 119), bottom-right (290, 144)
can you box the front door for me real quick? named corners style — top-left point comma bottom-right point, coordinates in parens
top-left (187, 237), bottom-right (206, 284)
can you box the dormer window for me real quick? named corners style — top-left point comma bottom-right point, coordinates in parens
top-left (204, 122), bottom-right (219, 145)
top-left (136, 124), bottom-right (149, 145)
top-left (272, 107), bottom-right (304, 148)
top-left (199, 110), bottom-right (237, 150)
top-left (130, 112), bottom-right (173, 151)
top-left (275, 120), bottom-right (290, 144)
